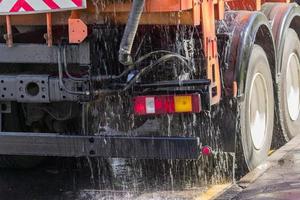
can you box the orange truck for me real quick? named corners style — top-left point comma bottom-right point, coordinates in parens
top-left (0, 0), bottom-right (298, 171)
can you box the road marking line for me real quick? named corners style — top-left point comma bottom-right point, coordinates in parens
top-left (195, 183), bottom-right (232, 200)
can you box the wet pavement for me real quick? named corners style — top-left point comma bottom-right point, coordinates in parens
top-left (216, 135), bottom-right (300, 200)
top-left (0, 155), bottom-right (233, 200)
top-left (4, 134), bottom-right (300, 200)
top-left (0, 117), bottom-right (235, 200)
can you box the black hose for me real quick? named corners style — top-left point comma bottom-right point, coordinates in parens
top-left (91, 68), bottom-right (131, 81)
top-left (92, 50), bottom-right (185, 82)
top-left (94, 54), bottom-right (191, 94)
top-left (119, 0), bottom-right (145, 66)
top-left (123, 54), bottom-right (190, 91)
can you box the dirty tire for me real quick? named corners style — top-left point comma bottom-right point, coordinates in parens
top-left (0, 103), bottom-right (43, 168)
top-left (278, 28), bottom-right (300, 140)
top-left (239, 44), bottom-right (274, 170)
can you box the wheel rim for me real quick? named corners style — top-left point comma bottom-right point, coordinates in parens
top-left (249, 73), bottom-right (268, 150)
top-left (286, 52), bottom-right (300, 121)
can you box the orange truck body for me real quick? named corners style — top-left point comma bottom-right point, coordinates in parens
top-left (0, 0), bottom-right (289, 105)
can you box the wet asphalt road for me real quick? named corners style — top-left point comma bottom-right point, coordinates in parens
top-left (0, 158), bottom-right (84, 200)
top-left (0, 158), bottom-right (145, 200)
top-left (0, 154), bottom-right (234, 200)
top-left (0, 117), bottom-right (235, 200)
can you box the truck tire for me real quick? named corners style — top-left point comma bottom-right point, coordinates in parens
top-left (278, 28), bottom-right (300, 140)
top-left (239, 44), bottom-right (274, 170)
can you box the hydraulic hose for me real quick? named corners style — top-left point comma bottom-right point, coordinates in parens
top-left (93, 50), bottom-right (182, 82)
top-left (123, 54), bottom-right (190, 91)
top-left (119, 0), bottom-right (145, 66)
top-left (57, 48), bottom-right (90, 96)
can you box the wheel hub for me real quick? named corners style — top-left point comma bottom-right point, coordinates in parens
top-left (286, 52), bottom-right (300, 121)
top-left (249, 73), bottom-right (268, 150)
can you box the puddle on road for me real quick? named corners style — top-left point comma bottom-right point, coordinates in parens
top-left (0, 152), bottom-right (234, 200)
top-left (73, 102), bottom-right (235, 199)
top-left (69, 153), bottom-right (234, 200)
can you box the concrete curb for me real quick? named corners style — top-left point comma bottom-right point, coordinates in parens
top-left (215, 134), bottom-right (300, 199)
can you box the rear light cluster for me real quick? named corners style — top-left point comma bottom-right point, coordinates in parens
top-left (133, 94), bottom-right (201, 116)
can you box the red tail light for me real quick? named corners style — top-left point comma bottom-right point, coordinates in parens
top-left (133, 94), bottom-right (201, 116)
top-left (134, 96), bottom-right (147, 115)
top-left (201, 146), bottom-right (212, 156)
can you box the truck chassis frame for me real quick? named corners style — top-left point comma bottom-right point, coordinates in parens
top-left (0, 0), bottom-right (299, 171)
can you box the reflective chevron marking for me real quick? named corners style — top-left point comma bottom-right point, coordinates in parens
top-left (0, 0), bottom-right (86, 15)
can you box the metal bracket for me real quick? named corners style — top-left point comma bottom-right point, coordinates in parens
top-left (0, 75), bottom-right (89, 103)
top-left (0, 43), bottom-right (90, 65)
top-left (69, 18), bottom-right (88, 44)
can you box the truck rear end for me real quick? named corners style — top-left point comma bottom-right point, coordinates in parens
top-left (0, 0), bottom-right (216, 167)
top-left (0, 0), bottom-right (299, 173)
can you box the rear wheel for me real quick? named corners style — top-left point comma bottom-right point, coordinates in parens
top-left (238, 44), bottom-right (274, 170)
top-left (278, 28), bottom-right (300, 140)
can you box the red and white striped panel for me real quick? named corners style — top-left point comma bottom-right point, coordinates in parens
top-left (0, 0), bottom-right (87, 15)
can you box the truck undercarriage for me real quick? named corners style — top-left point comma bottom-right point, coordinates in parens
top-left (0, 21), bottom-right (214, 166)
top-left (0, 0), bottom-right (299, 173)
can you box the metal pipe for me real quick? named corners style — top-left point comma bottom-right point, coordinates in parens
top-left (46, 13), bottom-right (53, 47)
top-left (57, 48), bottom-right (90, 96)
top-left (62, 46), bottom-right (88, 82)
top-left (118, 0), bottom-right (145, 66)
top-left (5, 16), bottom-right (13, 47)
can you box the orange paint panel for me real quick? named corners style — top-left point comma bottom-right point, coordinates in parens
top-left (216, 0), bottom-right (224, 20)
top-left (192, 0), bottom-right (201, 25)
top-left (100, 0), bottom-right (194, 13)
top-left (146, 0), bottom-right (181, 12)
top-left (180, 0), bottom-right (194, 10)
top-left (146, 0), bottom-right (193, 12)
top-left (101, 3), bottom-right (132, 13)
top-left (201, 0), bottom-right (221, 104)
